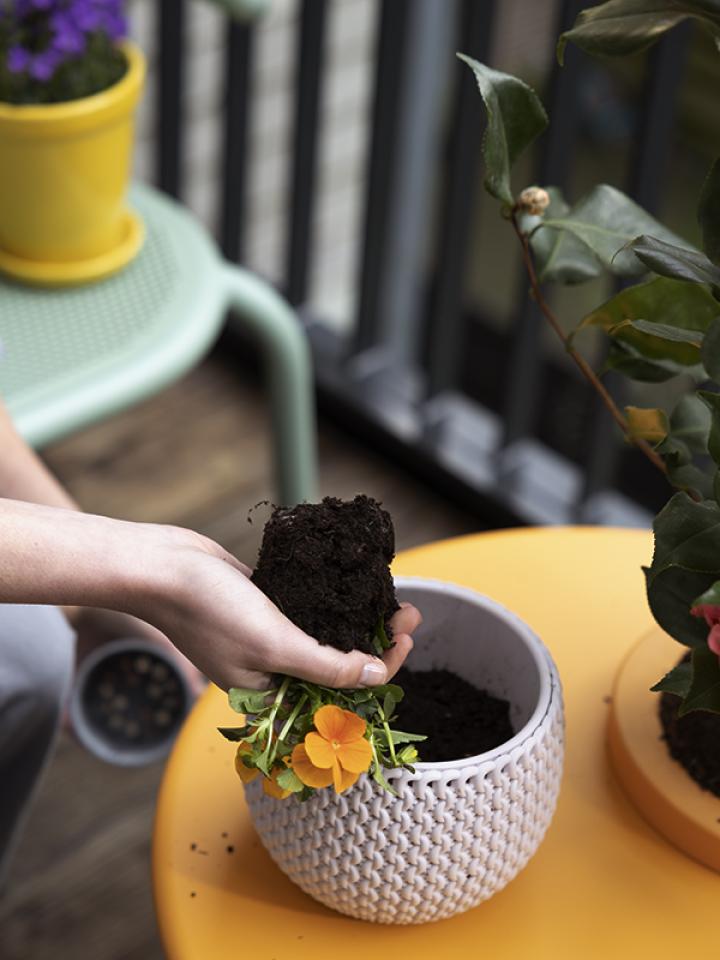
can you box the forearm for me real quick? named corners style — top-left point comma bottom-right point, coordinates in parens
top-left (0, 402), bottom-right (78, 510)
top-left (0, 498), bottom-right (164, 613)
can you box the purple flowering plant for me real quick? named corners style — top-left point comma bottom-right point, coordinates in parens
top-left (0, 0), bottom-right (127, 104)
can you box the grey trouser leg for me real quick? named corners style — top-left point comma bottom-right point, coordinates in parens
top-left (0, 605), bottom-right (75, 888)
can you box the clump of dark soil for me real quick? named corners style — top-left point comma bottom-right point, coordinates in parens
top-left (660, 690), bottom-right (720, 797)
top-left (394, 667), bottom-right (514, 762)
top-left (252, 495), bottom-right (399, 654)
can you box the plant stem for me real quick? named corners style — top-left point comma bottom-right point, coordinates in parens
top-left (382, 719), bottom-right (397, 765)
top-left (263, 675), bottom-right (291, 768)
top-left (510, 212), bottom-right (668, 478)
top-left (278, 692), bottom-right (308, 742)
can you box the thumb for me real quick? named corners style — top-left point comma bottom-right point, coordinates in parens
top-left (275, 640), bottom-right (388, 689)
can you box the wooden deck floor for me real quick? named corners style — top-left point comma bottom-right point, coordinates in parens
top-left (0, 358), bottom-right (479, 960)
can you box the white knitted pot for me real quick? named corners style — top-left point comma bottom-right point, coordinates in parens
top-left (246, 577), bottom-right (564, 924)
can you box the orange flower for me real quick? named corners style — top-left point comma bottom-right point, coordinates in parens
top-left (291, 704), bottom-right (372, 794)
top-left (263, 766), bottom-right (292, 800)
top-left (234, 742), bottom-right (259, 784)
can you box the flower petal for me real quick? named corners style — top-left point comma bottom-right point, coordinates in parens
top-left (331, 758), bottom-right (344, 793)
top-left (305, 731), bottom-right (336, 768)
top-left (709, 623), bottom-right (720, 656)
top-left (314, 704), bottom-right (367, 744)
top-left (335, 766), bottom-right (360, 794)
top-left (291, 744), bottom-right (334, 788)
top-left (263, 770), bottom-right (292, 799)
top-left (691, 603), bottom-right (720, 628)
top-left (337, 737), bottom-right (372, 773)
top-left (234, 744), bottom-right (259, 784)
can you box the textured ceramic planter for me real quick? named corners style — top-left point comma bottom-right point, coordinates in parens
top-left (0, 42), bottom-right (145, 285)
top-left (245, 577), bottom-right (564, 924)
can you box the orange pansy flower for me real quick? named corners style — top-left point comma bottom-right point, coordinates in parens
top-left (291, 704), bottom-right (372, 794)
top-left (234, 741), bottom-right (259, 784)
top-left (263, 766), bottom-right (292, 800)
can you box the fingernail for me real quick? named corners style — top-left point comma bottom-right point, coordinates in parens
top-left (360, 662), bottom-right (387, 686)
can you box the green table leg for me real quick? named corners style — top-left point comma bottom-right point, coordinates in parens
top-left (222, 265), bottom-right (318, 506)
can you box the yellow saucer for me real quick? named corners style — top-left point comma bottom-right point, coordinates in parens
top-left (0, 208), bottom-right (144, 286)
top-left (608, 628), bottom-right (720, 872)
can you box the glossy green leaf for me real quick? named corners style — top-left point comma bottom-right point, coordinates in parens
top-left (217, 726), bottom-right (250, 741)
top-left (631, 235), bottom-right (720, 289)
top-left (651, 492), bottom-right (720, 577)
top-left (645, 565), bottom-right (715, 648)
top-left (228, 687), bottom-right (273, 714)
top-left (698, 390), bottom-right (720, 465)
top-left (701, 316), bottom-right (720, 380)
top-left (679, 645), bottom-right (720, 716)
top-left (668, 394), bottom-right (712, 454)
top-left (389, 730), bottom-right (427, 745)
top-left (650, 658), bottom-right (692, 696)
top-left (624, 406), bottom-right (669, 444)
top-left (699, 157), bottom-right (720, 264)
top-left (521, 186), bottom-right (602, 284)
top-left (458, 54), bottom-right (548, 206)
top-left (558, 0), bottom-right (720, 63)
top-left (692, 580), bottom-right (720, 607)
top-left (605, 341), bottom-right (687, 382)
top-left (537, 185), bottom-right (688, 276)
top-left (580, 277), bottom-right (717, 366)
top-left (657, 437), bottom-right (715, 499)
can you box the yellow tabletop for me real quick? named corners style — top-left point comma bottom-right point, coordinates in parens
top-left (152, 527), bottom-right (719, 959)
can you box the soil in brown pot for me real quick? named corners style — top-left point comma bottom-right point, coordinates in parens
top-left (659, 690), bottom-right (720, 798)
top-left (252, 495), bottom-right (514, 761)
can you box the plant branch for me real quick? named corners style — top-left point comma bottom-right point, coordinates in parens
top-left (510, 212), bottom-right (668, 477)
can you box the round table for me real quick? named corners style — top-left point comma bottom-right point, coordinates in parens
top-left (152, 527), bottom-right (718, 959)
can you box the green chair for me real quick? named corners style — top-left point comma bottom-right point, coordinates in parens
top-left (0, 181), bottom-right (318, 506)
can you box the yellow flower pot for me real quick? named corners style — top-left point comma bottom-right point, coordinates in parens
top-left (0, 42), bottom-right (145, 286)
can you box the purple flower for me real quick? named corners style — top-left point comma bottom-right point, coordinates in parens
top-left (7, 45), bottom-right (32, 74)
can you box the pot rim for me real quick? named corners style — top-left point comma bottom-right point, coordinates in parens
top-left (389, 576), bottom-right (557, 773)
top-left (0, 41), bottom-right (144, 134)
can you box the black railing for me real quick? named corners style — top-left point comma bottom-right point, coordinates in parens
top-left (153, 0), bottom-right (696, 527)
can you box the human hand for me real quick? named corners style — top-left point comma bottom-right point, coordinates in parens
top-left (139, 528), bottom-right (421, 692)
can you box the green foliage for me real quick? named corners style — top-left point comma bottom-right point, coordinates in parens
top-left (222, 676), bottom-right (424, 800)
top-left (578, 278), bottom-right (716, 371)
top-left (630, 235), bottom-right (720, 290)
top-left (698, 158), bottom-right (720, 263)
top-left (521, 187), bottom-right (603, 283)
top-left (535, 185), bottom-right (687, 276)
top-left (461, 6), bottom-right (720, 713)
top-left (558, 0), bottom-right (720, 63)
top-left (457, 54), bottom-right (547, 206)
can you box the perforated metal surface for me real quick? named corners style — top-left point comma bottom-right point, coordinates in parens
top-left (0, 182), bottom-right (224, 446)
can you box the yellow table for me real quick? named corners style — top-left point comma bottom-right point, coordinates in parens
top-left (152, 527), bottom-right (719, 959)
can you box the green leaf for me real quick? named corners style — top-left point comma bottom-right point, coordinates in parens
top-left (701, 317), bottom-right (720, 381)
top-left (679, 645), bottom-right (720, 716)
top-left (651, 659), bottom-right (693, 696)
top-left (389, 730), bottom-right (427, 745)
top-left (699, 157), bottom-right (720, 264)
top-left (624, 406), bottom-right (669, 444)
top-left (371, 763), bottom-right (399, 797)
top-left (698, 390), bottom-right (720, 465)
top-left (650, 492), bottom-right (720, 576)
top-left (217, 726), bottom-right (250, 741)
top-left (645, 565), bottom-right (716, 648)
top-left (275, 766), bottom-right (304, 793)
top-left (605, 340), bottom-right (688, 382)
top-left (558, 0), bottom-right (720, 63)
top-left (521, 186), bottom-right (602, 284)
top-left (658, 442), bottom-right (715, 500)
top-left (692, 580), bottom-right (720, 607)
top-left (668, 394), bottom-right (711, 454)
top-left (371, 683), bottom-right (404, 704)
top-left (536, 186), bottom-right (688, 276)
top-left (631, 235), bottom-right (720, 289)
top-left (579, 277), bottom-right (717, 367)
top-left (457, 54), bottom-right (548, 206)
top-left (228, 687), bottom-right (273, 714)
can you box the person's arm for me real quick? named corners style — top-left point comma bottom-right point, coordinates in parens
top-left (0, 497), bottom-right (416, 690)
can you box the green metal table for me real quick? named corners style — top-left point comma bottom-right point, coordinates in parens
top-left (0, 182), bottom-right (317, 506)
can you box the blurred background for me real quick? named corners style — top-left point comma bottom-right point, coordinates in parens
top-left (1, 0), bottom-right (717, 956)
